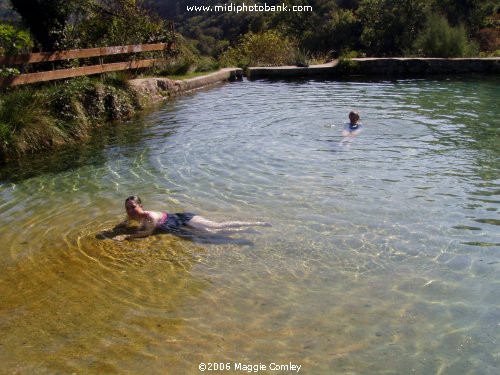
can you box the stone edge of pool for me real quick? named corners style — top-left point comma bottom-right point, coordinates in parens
top-left (128, 58), bottom-right (499, 103)
top-left (247, 58), bottom-right (500, 79)
top-left (128, 68), bottom-right (244, 104)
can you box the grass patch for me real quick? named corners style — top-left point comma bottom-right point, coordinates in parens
top-left (0, 75), bottom-right (141, 162)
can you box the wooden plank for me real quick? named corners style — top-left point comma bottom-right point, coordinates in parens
top-left (0, 43), bottom-right (169, 65)
top-left (0, 58), bottom-right (162, 87)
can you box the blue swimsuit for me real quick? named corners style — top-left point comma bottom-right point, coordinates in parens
top-left (347, 123), bottom-right (363, 132)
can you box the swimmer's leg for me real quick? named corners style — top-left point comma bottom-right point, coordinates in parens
top-left (186, 215), bottom-right (271, 232)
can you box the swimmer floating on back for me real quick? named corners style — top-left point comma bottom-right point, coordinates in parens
top-left (113, 196), bottom-right (271, 241)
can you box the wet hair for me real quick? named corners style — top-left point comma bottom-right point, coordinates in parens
top-left (125, 195), bottom-right (142, 206)
top-left (349, 111), bottom-right (360, 121)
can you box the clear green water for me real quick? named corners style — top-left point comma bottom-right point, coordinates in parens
top-left (0, 77), bottom-right (499, 374)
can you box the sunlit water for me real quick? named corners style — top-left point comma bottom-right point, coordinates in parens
top-left (0, 77), bottom-right (499, 374)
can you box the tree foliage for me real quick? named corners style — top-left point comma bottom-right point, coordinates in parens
top-left (10, 0), bottom-right (72, 50)
top-left (357, 0), bottom-right (430, 56)
top-left (0, 22), bottom-right (32, 54)
top-left (413, 14), bottom-right (479, 57)
top-left (8, 0), bottom-right (171, 51)
top-left (219, 30), bottom-right (297, 67)
top-left (2, 0), bottom-right (498, 57)
top-left (65, 0), bottom-right (170, 48)
top-left (155, 0), bottom-right (496, 57)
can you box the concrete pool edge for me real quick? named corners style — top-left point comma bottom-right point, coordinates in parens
top-left (128, 59), bottom-right (499, 103)
top-left (247, 58), bottom-right (500, 79)
top-left (128, 68), bottom-right (244, 104)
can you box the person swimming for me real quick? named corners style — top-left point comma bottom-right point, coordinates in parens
top-left (342, 111), bottom-right (363, 136)
top-left (338, 111), bottom-right (363, 148)
top-left (112, 196), bottom-right (271, 241)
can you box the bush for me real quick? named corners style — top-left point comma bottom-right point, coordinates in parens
top-left (149, 40), bottom-right (198, 76)
top-left (336, 50), bottom-right (361, 73)
top-left (0, 23), bottom-right (32, 76)
top-left (307, 9), bottom-right (361, 55)
top-left (0, 23), bottom-right (33, 55)
top-left (195, 56), bottom-right (219, 72)
top-left (358, 0), bottom-right (429, 56)
top-left (219, 30), bottom-right (297, 68)
top-left (413, 14), bottom-right (479, 57)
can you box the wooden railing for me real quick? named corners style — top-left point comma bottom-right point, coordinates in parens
top-left (0, 41), bottom-right (175, 87)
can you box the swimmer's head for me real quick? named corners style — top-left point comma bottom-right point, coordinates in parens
top-left (349, 111), bottom-right (360, 124)
top-left (125, 195), bottom-right (143, 217)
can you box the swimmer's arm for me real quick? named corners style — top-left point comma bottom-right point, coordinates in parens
top-left (126, 227), bottom-right (155, 239)
top-left (117, 221), bottom-right (155, 240)
top-left (113, 218), bottom-right (130, 229)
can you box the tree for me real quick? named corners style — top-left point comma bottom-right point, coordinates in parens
top-left (9, 0), bottom-right (170, 50)
top-left (10, 0), bottom-right (73, 50)
top-left (68, 0), bottom-right (169, 48)
top-left (413, 13), bottom-right (479, 57)
top-left (357, 0), bottom-right (429, 56)
top-left (433, 0), bottom-right (494, 31)
top-left (310, 8), bottom-right (362, 54)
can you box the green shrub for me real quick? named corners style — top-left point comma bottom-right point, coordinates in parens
top-left (150, 41), bottom-right (198, 76)
top-left (219, 30), bottom-right (298, 68)
top-left (0, 23), bottom-right (33, 55)
top-left (195, 55), bottom-right (219, 72)
top-left (358, 0), bottom-right (429, 56)
top-left (336, 50), bottom-right (361, 73)
top-left (219, 45), bottom-right (249, 68)
top-left (312, 9), bottom-right (361, 55)
top-left (413, 14), bottom-right (479, 57)
top-left (295, 49), bottom-right (310, 67)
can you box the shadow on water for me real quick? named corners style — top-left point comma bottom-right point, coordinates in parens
top-left (96, 225), bottom-right (256, 246)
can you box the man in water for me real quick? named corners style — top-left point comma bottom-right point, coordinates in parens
top-left (113, 196), bottom-right (271, 241)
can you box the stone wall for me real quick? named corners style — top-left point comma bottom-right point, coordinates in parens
top-left (350, 58), bottom-right (500, 75)
top-left (128, 68), bottom-right (243, 105)
top-left (247, 58), bottom-right (500, 79)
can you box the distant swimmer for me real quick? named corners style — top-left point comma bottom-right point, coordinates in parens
top-left (342, 111), bottom-right (363, 137)
top-left (338, 111), bottom-right (363, 147)
top-left (112, 196), bottom-right (271, 241)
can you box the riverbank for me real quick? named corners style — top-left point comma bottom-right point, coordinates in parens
top-left (247, 57), bottom-right (500, 79)
top-left (0, 68), bottom-right (243, 163)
